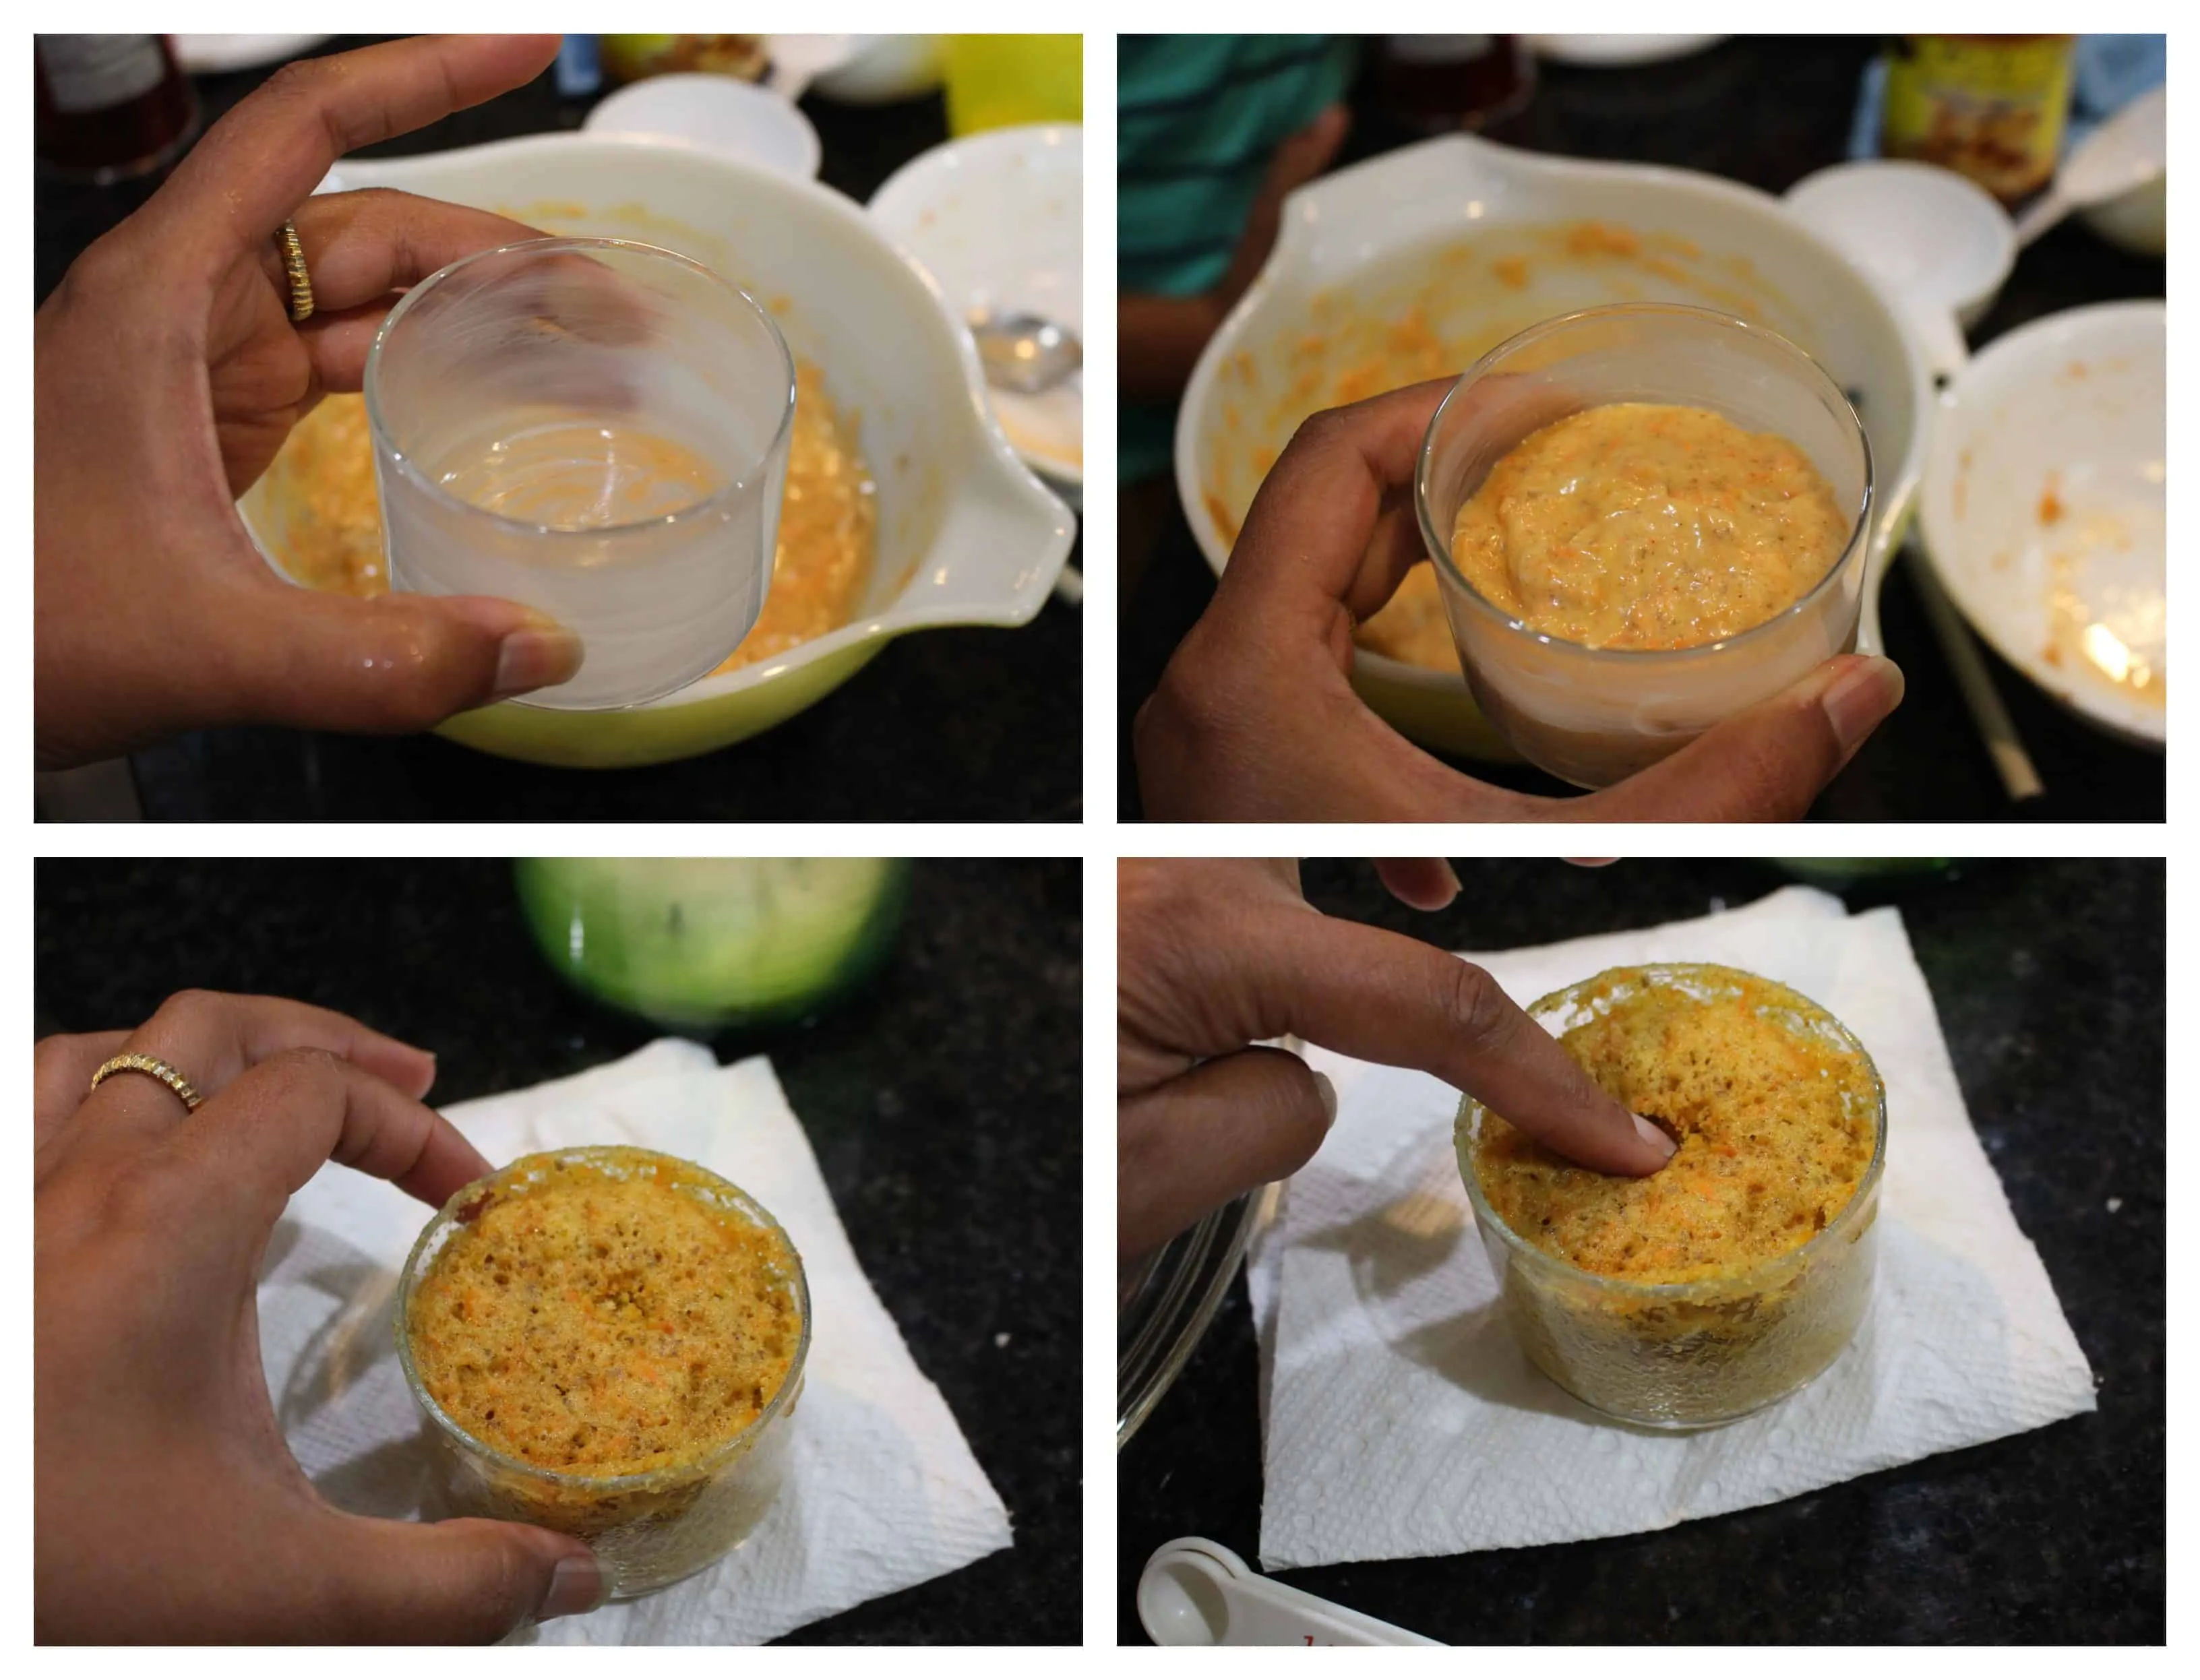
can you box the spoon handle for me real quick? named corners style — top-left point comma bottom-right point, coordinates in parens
top-left (2013, 187), bottom-right (2070, 249)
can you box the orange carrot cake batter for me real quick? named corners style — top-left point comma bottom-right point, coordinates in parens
top-left (1450, 402), bottom-right (1850, 650)
top-left (260, 359), bottom-right (873, 675)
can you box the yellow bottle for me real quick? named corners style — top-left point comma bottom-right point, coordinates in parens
top-left (1883, 34), bottom-right (2076, 206)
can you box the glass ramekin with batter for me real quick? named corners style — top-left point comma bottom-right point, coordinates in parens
top-left (1416, 304), bottom-right (1874, 788)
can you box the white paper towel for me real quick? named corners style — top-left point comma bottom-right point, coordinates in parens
top-left (1248, 886), bottom-right (2096, 1569)
top-left (261, 1039), bottom-right (1012, 1644)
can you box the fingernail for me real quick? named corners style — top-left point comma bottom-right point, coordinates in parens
top-left (1632, 1113), bottom-right (1678, 1162)
top-left (539, 1553), bottom-right (608, 1621)
top-left (1432, 860), bottom-right (1462, 906)
top-left (491, 628), bottom-right (584, 701)
top-left (1819, 656), bottom-right (1905, 754)
top-left (1313, 1071), bottom-right (1339, 1129)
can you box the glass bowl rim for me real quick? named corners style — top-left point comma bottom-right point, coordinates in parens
top-left (363, 235), bottom-right (799, 540)
top-left (1456, 960), bottom-right (1889, 1301)
top-left (1414, 301), bottom-right (1876, 664)
top-left (394, 1142), bottom-right (813, 1493)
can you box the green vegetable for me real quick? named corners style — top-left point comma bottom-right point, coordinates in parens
top-left (516, 859), bottom-right (908, 1030)
top-left (1772, 859), bottom-right (1955, 885)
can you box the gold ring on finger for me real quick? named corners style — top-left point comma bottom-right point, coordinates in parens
top-left (90, 1052), bottom-right (204, 1112)
top-left (275, 219), bottom-right (315, 323)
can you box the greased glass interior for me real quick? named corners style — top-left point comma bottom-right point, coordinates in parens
top-left (394, 1146), bottom-right (810, 1597)
top-left (1455, 964), bottom-right (1886, 1429)
top-left (1417, 305), bottom-right (1873, 788)
top-left (367, 237), bottom-right (797, 712)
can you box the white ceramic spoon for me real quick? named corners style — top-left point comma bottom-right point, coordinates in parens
top-left (1138, 1538), bottom-right (1443, 1646)
top-left (1783, 162), bottom-right (2041, 799)
top-left (2014, 84), bottom-right (2166, 247)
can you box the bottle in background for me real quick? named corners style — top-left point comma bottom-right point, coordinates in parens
top-left (35, 34), bottom-right (197, 183)
top-left (1375, 35), bottom-right (1535, 139)
top-left (1882, 34), bottom-right (2076, 207)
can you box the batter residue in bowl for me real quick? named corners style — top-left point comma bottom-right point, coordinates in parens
top-left (1449, 402), bottom-right (1850, 650)
top-left (1471, 967), bottom-right (1878, 1285)
top-left (259, 360), bottom-right (876, 675)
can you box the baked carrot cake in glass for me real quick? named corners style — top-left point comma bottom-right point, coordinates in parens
top-left (398, 1146), bottom-right (809, 1594)
top-left (1458, 963), bottom-right (1885, 1428)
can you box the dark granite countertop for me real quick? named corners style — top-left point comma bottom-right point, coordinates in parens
top-left (36, 38), bottom-right (1080, 822)
top-left (1119, 858), bottom-right (2164, 1643)
top-left (1120, 36), bottom-right (2165, 822)
top-left (34, 857), bottom-right (1080, 1644)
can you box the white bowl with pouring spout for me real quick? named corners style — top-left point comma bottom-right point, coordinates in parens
top-left (1175, 131), bottom-right (1930, 761)
top-left (241, 132), bottom-right (1074, 768)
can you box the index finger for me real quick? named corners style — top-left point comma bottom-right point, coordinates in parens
top-left (158, 35), bottom-right (560, 249)
top-left (1217, 379), bottom-right (1453, 633)
top-left (70, 991), bottom-right (435, 1152)
top-left (171, 1049), bottom-right (492, 1233)
top-left (1246, 913), bottom-right (1675, 1176)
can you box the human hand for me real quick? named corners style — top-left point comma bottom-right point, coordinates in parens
top-left (1118, 104), bottom-right (1349, 404)
top-left (1134, 379), bottom-right (1906, 820)
top-left (1118, 859), bottom-right (1674, 1262)
top-left (1215, 103), bottom-right (1351, 316)
top-left (35, 36), bottom-right (584, 770)
top-left (34, 991), bottom-right (605, 1642)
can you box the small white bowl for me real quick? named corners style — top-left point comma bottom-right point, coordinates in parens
top-left (870, 123), bottom-right (1082, 492)
top-left (1919, 300), bottom-right (2164, 746)
top-left (585, 73), bottom-right (822, 181)
top-left (2081, 170), bottom-right (2167, 257)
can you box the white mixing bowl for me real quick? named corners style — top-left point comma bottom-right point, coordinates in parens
top-left (247, 133), bottom-right (1073, 768)
top-left (1175, 133), bottom-right (1931, 760)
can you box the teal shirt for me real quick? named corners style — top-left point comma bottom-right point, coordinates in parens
top-left (1120, 35), bottom-right (1357, 483)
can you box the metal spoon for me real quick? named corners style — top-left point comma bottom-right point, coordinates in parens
top-left (967, 307), bottom-right (1082, 395)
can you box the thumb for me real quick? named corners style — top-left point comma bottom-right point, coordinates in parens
top-left (1118, 1046), bottom-right (1335, 1259)
top-left (1583, 654), bottom-right (1904, 823)
top-left (235, 588), bottom-right (583, 735)
top-left (336, 1516), bottom-right (606, 1642)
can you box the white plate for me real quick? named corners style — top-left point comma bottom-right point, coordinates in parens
top-left (1920, 301), bottom-right (2166, 745)
top-left (584, 74), bottom-right (821, 180)
top-left (870, 124), bottom-right (1083, 491)
top-left (171, 34), bottom-right (329, 74)
top-left (762, 34), bottom-right (861, 100)
top-left (1526, 35), bottom-right (1726, 67)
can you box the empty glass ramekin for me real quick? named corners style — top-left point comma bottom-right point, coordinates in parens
top-left (1455, 964), bottom-right (1887, 1429)
top-left (1418, 304), bottom-right (1874, 788)
top-left (395, 1146), bottom-right (810, 1596)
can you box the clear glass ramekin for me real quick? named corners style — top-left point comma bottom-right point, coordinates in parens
top-left (1455, 964), bottom-right (1887, 1429)
top-left (395, 1145), bottom-right (810, 1596)
top-left (1417, 304), bottom-right (1874, 788)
